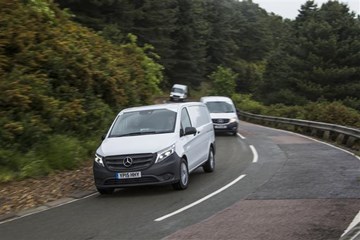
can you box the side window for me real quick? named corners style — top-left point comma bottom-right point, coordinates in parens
top-left (187, 106), bottom-right (210, 127)
top-left (181, 108), bottom-right (192, 130)
top-left (199, 106), bottom-right (211, 124)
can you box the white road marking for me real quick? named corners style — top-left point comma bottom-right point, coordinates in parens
top-left (242, 121), bottom-right (360, 233)
top-left (237, 133), bottom-right (246, 139)
top-left (245, 122), bottom-right (360, 160)
top-left (0, 193), bottom-right (98, 225)
top-left (154, 174), bottom-right (246, 222)
top-left (342, 210), bottom-right (360, 236)
top-left (350, 231), bottom-right (360, 240)
top-left (249, 145), bottom-right (258, 163)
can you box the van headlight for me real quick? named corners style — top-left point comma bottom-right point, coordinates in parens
top-left (229, 118), bottom-right (238, 123)
top-left (155, 145), bottom-right (175, 163)
top-left (95, 154), bottom-right (105, 167)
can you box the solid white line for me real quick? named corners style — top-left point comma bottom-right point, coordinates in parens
top-left (244, 121), bottom-right (360, 160)
top-left (237, 133), bottom-right (246, 139)
top-left (244, 121), bottom-right (360, 234)
top-left (350, 231), bottom-right (360, 240)
top-left (342, 210), bottom-right (360, 236)
top-left (0, 193), bottom-right (98, 225)
top-left (154, 174), bottom-right (246, 222)
top-left (249, 145), bottom-right (258, 163)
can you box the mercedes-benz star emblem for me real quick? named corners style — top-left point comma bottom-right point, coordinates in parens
top-left (123, 157), bottom-right (133, 168)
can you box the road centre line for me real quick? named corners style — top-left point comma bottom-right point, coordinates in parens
top-left (237, 133), bottom-right (246, 139)
top-left (249, 145), bottom-right (258, 163)
top-left (154, 174), bottom-right (246, 222)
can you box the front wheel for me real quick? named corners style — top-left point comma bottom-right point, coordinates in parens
top-left (203, 148), bottom-right (215, 173)
top-left (172, 158), bottom-right (189, 190)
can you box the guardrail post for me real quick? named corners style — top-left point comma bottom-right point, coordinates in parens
top-left (311, 128), bottom-right (317, 137)
top-left (346, 136), bottom-right (356, 148)
top-left (323, 130), bottom-right (330, 140)
top-left (336, 134), bottom-right (345, 144)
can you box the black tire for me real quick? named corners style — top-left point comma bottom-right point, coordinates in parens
top-left (203, 147), bottom-right (215, 173)
top-left (172, 158), bottom-right (189, 190)
top-left (231, 130), bottom-right (237, 136)
top-left (97, 187), bottom-right (115, 195)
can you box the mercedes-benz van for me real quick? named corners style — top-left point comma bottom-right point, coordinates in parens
top-left (169, 84), bottom-right (188, 102)
top-left (93, 102), bottom-right (215, 194)
top-left (200, 96), bottom-right (239, 135)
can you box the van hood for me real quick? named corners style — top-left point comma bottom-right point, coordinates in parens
top-left (210, 112), bottom-right (238, 119)
top-left (97, 133), bottom-right (177, 156)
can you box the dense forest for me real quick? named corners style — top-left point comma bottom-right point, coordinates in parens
top-left (0, 0), bottom-right (359, 181)
top-left (57, 0), bottom-right (360, 110)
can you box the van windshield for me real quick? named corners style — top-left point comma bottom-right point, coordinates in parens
top-left (172, 88), bottom-right (184, 94)
top-left (109, 109), bottom-right (177, 137)
top-left (205, 101), bottom-right (234, 113)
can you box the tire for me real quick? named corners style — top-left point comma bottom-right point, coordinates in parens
top-left (172, 158), bottom-right (189, 190)
top-left (203, 148), bottom-right (215, 173)
top-left (97, 187), bottom-right (115, 195)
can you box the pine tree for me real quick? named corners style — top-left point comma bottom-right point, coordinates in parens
top-left (170, 0), bottom-right (209, 87)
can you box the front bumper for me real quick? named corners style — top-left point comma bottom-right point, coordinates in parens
top-left (93, 153), bottom-right (181, 188)
top-left (213, 121), bottom-right (238, 133)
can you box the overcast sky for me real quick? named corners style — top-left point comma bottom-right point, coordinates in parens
top-left (251, 0), bottom-right (360, 19)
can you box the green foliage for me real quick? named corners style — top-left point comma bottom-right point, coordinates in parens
top-left (261, 1), bottom-right (360, 109)
top-left (0, 0), bottom-right (163, 182)
top-left (234, 94), bottom-right (360, 128)
top-left (34, 135), bottom-right (87, 170)
top-left (209, 66), bottom-right (237, 97)
top-left (232, 94), bottom-right (266, 114)
top-left (303, 101), bottom-right (360, 128)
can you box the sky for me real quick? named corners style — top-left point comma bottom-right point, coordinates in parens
top-left (251, 0), bottom-right (360, 19)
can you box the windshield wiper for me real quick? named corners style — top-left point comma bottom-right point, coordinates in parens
top-left (112, 131), bottom-right (158, 137)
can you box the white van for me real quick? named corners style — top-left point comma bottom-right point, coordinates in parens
top-left (200, 96), bottom-right (239, 135)
top-left (170, 84), bottom-right (188, 102)
top-left (93, 102), bottom-right (215, 194)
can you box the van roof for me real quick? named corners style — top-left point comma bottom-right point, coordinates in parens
top-left (172, 84), bottom-right (187, 89)
top-left (119, 102), bottom-right (203, 114)
top-left (200, 96), bottom-right (233, 103)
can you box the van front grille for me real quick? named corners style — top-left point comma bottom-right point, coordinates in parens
top-left (104, 153), bottom-right (156, 171)
top-left (212, 119), bottom-right (230, 124)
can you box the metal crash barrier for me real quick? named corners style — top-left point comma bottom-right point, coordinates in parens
top-left (238, 110), bottom-right (360, 152)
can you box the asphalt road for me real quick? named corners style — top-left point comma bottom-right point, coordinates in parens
top-left (1, 121), bottom-right (360, 240)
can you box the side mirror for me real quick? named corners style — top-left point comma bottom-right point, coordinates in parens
top-left (101, 135), bottom-right (106, 141)
top-left (184, 127), bottom-right (197, 136)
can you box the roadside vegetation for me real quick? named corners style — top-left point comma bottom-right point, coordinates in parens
top-left (0, 0), bottom-right (163, 181)
top-left (0, 0), bottom-right (359, 181)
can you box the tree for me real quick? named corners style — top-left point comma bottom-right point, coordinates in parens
top-left (170, 0), bottom-right (209, 87)
top-left (209, 66), bottom-right (237, 97)
top-left (260, 0), bottom-right (360, 110)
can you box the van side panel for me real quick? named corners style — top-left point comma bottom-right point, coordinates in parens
top-left (186, 105), bottom-right (213, 171)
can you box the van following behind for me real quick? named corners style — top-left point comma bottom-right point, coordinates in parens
top-left (169, 84), bottom-right (188, 102)
top-left (200, 96), bottom-right (239, 135)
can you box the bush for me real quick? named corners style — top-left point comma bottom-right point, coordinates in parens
top-left (304, 101), bottom-right (360, 128)
top-left (233, 94), bottom-right (360, 129)
top-left (34, 135), bottom-right (87, 171)
top-left (232, 94), bottom-right (266, 114)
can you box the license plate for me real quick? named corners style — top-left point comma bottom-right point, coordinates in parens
top-left (116, 172), bottom-right (141, 179)
top-left (214, 125), bottom-right (227, 129)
